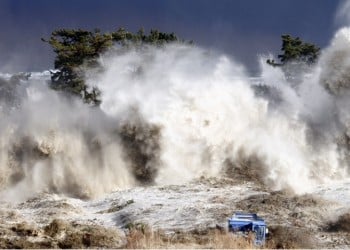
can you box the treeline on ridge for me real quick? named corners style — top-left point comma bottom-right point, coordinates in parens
top-left (38, 28), bottom-right (320, 105)
top-left (0, 27), bottom-right (322, 107)
top-left (41, 28), bottom-right (184, 104)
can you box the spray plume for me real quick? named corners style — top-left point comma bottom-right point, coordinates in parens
top-left (2, 29), bottom-right (350, 201)
top-left (335, 0), bottom-right (350, 27)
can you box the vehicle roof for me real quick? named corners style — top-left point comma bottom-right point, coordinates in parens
top-left (232, 212), bottom-right (264, 220)
top-left (229, 212), bottom-right (266, 226)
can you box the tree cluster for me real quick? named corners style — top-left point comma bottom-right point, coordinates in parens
top-left (267, 34), bottom-right (320, 66)
top-left (44, 29), bottom-right (321, 105)
top-left (253, 35), bottom-right (320, 101)
top-left (43, 28), bottom-right (180, 104)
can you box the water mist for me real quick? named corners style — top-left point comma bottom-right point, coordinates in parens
top-left (2, 29), bottom-right (350, 201)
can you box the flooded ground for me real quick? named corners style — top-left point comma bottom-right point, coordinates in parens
top-left (0, 177), bottom-right (349, 248)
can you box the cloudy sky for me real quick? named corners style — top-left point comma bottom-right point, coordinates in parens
top-left (0, 0), bottom-right (346, 73)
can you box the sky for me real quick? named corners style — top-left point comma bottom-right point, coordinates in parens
top-left (0, 0), bottom-right (345, 73)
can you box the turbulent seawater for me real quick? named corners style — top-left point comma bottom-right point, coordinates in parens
top-left (2, 24), bottom-right (350, 250)
top-left (2, 28), bottom-right (350, 203)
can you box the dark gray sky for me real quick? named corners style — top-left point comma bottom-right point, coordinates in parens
top-left (0, 0), bottom-right (344, 73)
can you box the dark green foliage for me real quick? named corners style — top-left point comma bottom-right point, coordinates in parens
top-left (111, 28), bottom-right (178, 46)
top-left (43, 29), bottom-right (112, 105)
top-left (267, 34), bottom-right (320, 66)
top-left (43, 28), bottom-right (180, 104)
top-left (279, 35), bottom-right (320, 64)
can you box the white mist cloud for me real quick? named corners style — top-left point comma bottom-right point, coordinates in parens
top-left (91, 44), bottom-right (349, 194)
top-left (335, 0), bottom-right (350, 26)
top-left (2, 34), bottom-right (350, 202)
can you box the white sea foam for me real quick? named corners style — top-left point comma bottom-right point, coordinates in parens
top-left (2, 28), bottom-right (350, 201)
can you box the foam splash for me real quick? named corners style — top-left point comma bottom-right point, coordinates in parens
top-left (2, 28), bottom-right (350, 201)
top-left (93, 42), bottom-right (349, 193)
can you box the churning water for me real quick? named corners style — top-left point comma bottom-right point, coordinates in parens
top-left (2, 28), bottom-right (350, 201)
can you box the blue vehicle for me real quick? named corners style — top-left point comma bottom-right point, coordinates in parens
top-left (228, 212), bottom-right (268, 245)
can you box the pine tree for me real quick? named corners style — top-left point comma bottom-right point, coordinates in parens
top-left (267, 34), bottom-right (320, 66)
top-left (43, 28), bottom-right (181, 104)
